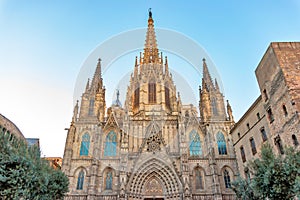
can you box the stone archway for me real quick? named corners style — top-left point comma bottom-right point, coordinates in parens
top-left (143, 176), bottom-right (164, 199)
top-left (127, 158), bottom-right (182, 200)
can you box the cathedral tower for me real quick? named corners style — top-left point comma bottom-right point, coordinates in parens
top-left (125, 10), bottom-right (179, 116)
top-left (199, 58), bottom-right (233, 122)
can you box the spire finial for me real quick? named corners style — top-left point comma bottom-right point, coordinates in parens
top-left (72, 100), bottom-right (79, 122)
top-left (113, 89), bottom-right (122, 107)
top-left (90, 58), bottom-right (103, 93)
top-left (226, 100), bottom-right (234, 122)
top-left (202, 57), bottom-right (214, 91)
top-left (117, 89), bottom-right (120, 99)
top-left (165, 56), bottom-right (169, 74)
top-left (148, 8), bottom-right (152, 18)
top-left (142, 8), bottom-right (159, 64)
top-left (85, 78), bottom-right (90, 92)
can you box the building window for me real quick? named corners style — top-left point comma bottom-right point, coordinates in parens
top-left (189, 130), bottom-right (202, 156)
top-left (195, 169), bottom-right (204, 190)
top-left (250, 138), bottom-right (257, 155)
top-left (257, 112), bottom-right (260, 120)
top-left (104, 131), bottom-right (117, 156)
top-left (105, 171), bottom-right (113, 190)
top-left (267, 107), bottom-right (274, 123)
top-left (240, 146), bottom-right (246, 163)
top-left (292, 134), bottom-right (299, 146)
top-left (76, 170), bottom-right (84, 190)
top-left (134, 87), bottom-right (139, 108)
top-left (274, 136), bottom-right (284, 155)
top-left (165, 86), bottom-right (170, 109)
top-left (223, 169), bottom-right (231, 188)
top-left (148, 83), bottom-right (156, 103)
top-left (217, 132), bottom-right (227, 155)
top-left (79, 133), bottom-right (90, 156)
top-left (212, 98), bottom-right (218, 115)
top-left (263, 89), bottom-right (268, 101)
top-left (237, 132), bottom-right (241, 138)
top-left (282, 104), bottom-right (288, 116)
top-left (247, 123), bottom-right (250, 130)
top-left (88, 99), bottom-right (95, 116)
top-left (261, 127), bottom-right (268, 142)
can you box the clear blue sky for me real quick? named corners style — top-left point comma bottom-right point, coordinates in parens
top-left (1, 0), bottom-right (300, 157)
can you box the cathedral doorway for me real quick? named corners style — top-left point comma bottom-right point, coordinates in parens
top-left (127, 157), bottom-right (182, 199)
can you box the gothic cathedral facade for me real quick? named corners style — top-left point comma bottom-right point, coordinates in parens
top-left (62, 11), bottom-right (238, 200)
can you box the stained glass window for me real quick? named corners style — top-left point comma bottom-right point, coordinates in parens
top-left (217, 132), bottom-right (227, 155)
top-left (79, 133), bottom-right (90, 156)
top-left (189, 130), bottom-right (202, 156)
top-left (195, 169), bottom-right (204, 189)
top-left (105, 171), bottom-right (113, 190)
top-left (104, 131), bottom-right (117, 156)
top-left (76, 170), bottom-right (84, 190)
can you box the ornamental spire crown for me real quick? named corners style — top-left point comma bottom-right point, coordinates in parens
top-left (142, 8), bottom-right (160, 64)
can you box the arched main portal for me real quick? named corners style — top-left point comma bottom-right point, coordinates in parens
top-left (127, 158), bottom-right (182, 200)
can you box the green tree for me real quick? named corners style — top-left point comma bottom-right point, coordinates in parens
top-left (232, 144), bottom-right (300, 200)
top-left (0, 131), bottom-right (69, 200)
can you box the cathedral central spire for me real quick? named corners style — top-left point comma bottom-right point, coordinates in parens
top-left (143, 9), bottom-right (160, 64)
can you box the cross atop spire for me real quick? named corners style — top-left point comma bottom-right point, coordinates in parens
top-left (148, 8), bottom-right (152, 18)
top-left (143, 9), bottom-right (160, 64)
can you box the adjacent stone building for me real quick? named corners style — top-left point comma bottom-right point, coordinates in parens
top-left (62, 11), bottom-right (238, 200)
top-left (0, 113), bottom-right (25, 140)
top-left (231, 42), bottom-right (300, 177)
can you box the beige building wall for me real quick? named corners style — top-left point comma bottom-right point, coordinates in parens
top-left (231, 96), bottom-right (272, 177)
top-left (255, 42), bottom-right (300, 152)
top-left (231, 42), bottom-right (300, 178)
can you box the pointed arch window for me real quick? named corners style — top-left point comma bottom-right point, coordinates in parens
top-left (76, 170), bottom-right (84, 190)
top-left (195, 169), bottom-right (204, 189)
top-left (148, 83), bottom-right (156, 103)
top-left (134, 87), bottom-right (139, 108)
top-left (79, 133), bottom-right (90, 156)
top-left (88, 98), bottom-right (95, 116)
top-left (105, 171), bottom-right (113, 190)
top-left (189, 131), bottom-right (202, 156)
top-left (165, 86), bottom-right (170, 109)
top-left (223, 169), bottom-right (231, 188)
top-left (212, 98), bottom-right (218, 115)
top-left (104, 131), bottom-right (117, 156)
top-left (217, 132), bottom-right (227, 155)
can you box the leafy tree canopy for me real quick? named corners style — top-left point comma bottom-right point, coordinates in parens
top-left (0, 131), bottom-right (69, 200)
top-left (232, 144), bottom-right (300, 200)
